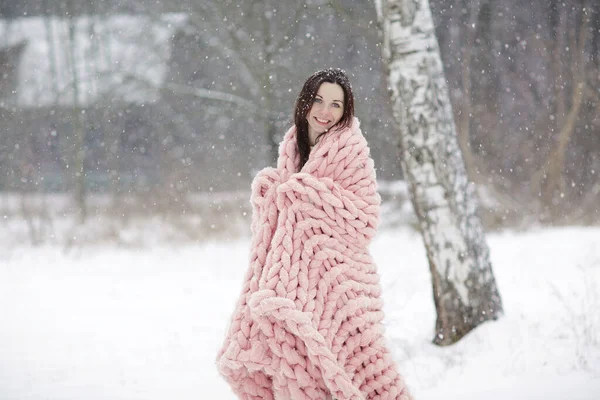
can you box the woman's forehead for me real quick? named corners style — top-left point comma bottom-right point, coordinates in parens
top-left (316, 82), bottom-right (344, 101)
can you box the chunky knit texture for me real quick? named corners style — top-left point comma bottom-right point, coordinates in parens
top-left (217, 118), bottom-right (412, 400)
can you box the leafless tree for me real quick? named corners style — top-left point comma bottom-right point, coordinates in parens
top-left (534, 0), bottom-right (591, 218)
top-left (376, 0), bottom-right (503, 345)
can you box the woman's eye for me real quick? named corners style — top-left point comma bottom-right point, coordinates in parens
top-left (332, 103), bottom-right (340, 108)
top-left (314, 98), bottom-right (322, 103)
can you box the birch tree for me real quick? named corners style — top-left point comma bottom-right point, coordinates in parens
top-left (375, 0), bottom-right (503, 345)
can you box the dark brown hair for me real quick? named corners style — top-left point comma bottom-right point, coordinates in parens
top-left (294, 68), bottom-right (355, 169)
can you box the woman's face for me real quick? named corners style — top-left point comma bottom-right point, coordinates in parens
top-left (306, 82), bottom-right (345, 145)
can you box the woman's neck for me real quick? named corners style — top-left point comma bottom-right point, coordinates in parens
top-left (308, 127), bottom-right (319, 146)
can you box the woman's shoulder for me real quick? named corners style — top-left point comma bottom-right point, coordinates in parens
top-left (331, 117), bottom-right (364, 144)
top-left (339, 117), bottom-right (362, 138)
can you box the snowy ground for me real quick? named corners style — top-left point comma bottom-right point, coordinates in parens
top-left (1, 227), bottom-right (599, 399)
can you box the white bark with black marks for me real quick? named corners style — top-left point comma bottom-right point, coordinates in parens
top-left (376, 0), bottom-right (503, 345)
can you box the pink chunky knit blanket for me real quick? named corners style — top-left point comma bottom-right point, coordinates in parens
top-left (217, 118), bottom-right (412, 400)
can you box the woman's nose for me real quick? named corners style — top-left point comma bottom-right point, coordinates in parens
top-left (317, 104), bottom-right (332, 116)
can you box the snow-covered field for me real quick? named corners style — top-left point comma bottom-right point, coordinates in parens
top-left (1, 227), bottom-right (599, 399)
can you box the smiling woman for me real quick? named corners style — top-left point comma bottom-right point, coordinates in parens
top-left (216, 68), bottom-right (413, 400)
top-left (293, 69), bottom-right (355, 169)
top-left (306, 82), bottom-right (344, 145)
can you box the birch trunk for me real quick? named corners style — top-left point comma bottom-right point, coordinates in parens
top-left (376, 0), bottom-right (503, 346)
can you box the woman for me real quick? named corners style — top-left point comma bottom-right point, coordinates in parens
top-left (217, 69), bottom-right (412, 400)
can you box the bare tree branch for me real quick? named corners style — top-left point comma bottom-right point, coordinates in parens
top-left (538, 0), bottom-right (590, 209)
top-left (162, 82), bottom-right (260, 114)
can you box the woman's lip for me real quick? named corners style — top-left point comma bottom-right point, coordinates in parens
top-left (315, 117), bottom-right (329, 126)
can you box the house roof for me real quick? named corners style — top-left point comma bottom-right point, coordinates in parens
top-left (0, 13), bottom-right (188, 108)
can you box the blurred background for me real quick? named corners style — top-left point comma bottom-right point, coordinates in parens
top-left (1, 2), bottom-right (599, 399)
top-left (0, 0), bottom-right (598, 247)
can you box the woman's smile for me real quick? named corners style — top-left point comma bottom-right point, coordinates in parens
top-left (314, 117), bottom-right (330, 126)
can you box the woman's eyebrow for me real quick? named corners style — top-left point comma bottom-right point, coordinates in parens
top-left (315, 94), bottom-right (343, 104)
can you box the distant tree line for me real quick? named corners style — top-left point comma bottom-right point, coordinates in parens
top-left (432, 0), bottom-right (599, 222)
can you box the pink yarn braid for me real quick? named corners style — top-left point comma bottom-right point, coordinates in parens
top-left (217, 118), bottom-right (412, 400)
